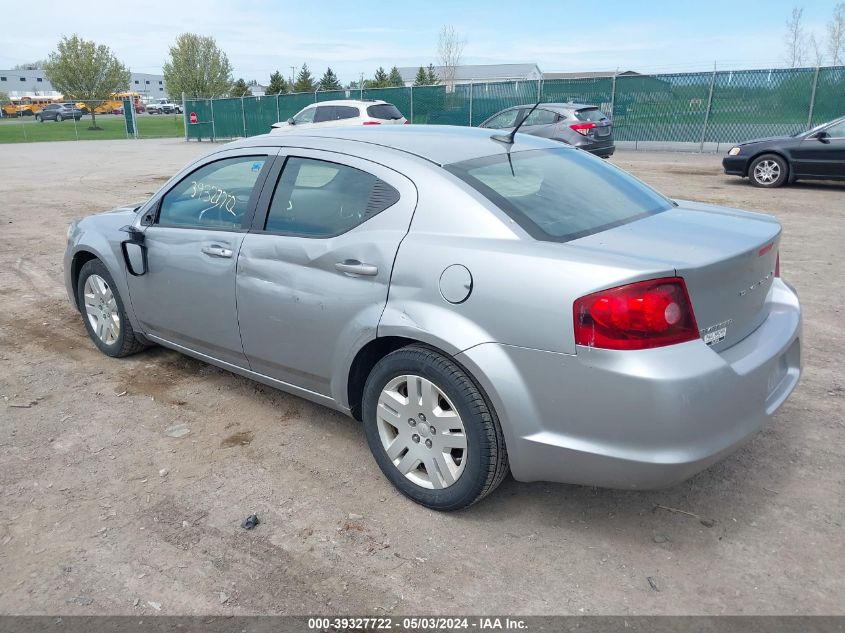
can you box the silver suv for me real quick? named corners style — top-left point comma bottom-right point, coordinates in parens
top-left (480, 102), bottom-right (615, 157)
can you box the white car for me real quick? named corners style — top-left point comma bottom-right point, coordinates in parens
top-left (270, 99), bottom-right (407, 132)
top-left (146, 99), bottom-right (182, 114)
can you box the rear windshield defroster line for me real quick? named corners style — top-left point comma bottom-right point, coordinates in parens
top-left (444, 148), bottom-right (673, 243)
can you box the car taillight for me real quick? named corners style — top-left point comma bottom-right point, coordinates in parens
top-left (569, 122), bottom-right (597, 136)
top-left (775, 252), bottom-right (780, 277)
top-left (362, 121), bottom-right (381, 125)
top-left (573, 277), bottom-right (699, 350)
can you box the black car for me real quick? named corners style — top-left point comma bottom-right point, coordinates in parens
top-left (479, 103), bottom-right (615, 158)
top-left (35, 103), bottom-right (84, 122)
top-left (722, 115), bottom-right (845, 187)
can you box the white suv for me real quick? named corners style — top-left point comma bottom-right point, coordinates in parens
top-left (270, 99), bottom-right (407, 132)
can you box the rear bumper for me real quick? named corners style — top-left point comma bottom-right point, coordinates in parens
top-left (457, 279), bottom-right (801, 489)
top-left (722, 155), bottom-right (748, 176)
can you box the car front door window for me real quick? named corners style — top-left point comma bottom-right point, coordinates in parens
top-left (157, 157), bottom-right (268, 230)
top-left (293, 108), bottom-right (316, 124)
top-left (824, 121), bottom-right (845, 138)
top-left (484, 109), bottom-right (519, 129)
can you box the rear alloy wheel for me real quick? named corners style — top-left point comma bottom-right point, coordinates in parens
top-left (749, 154), bottom-right (788, 188)
top-left (362, 345), bottom-right (508, 511)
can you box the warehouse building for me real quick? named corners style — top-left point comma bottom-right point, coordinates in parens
top-left (0, 69), bottom-right (166, 99)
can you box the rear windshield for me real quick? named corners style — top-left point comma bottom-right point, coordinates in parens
top-left (445, 148), bottom-right (672, 242)
top-left (367, 104), bottom-right (403, 120)
top-left (575, 108), bottom-right (608, 122)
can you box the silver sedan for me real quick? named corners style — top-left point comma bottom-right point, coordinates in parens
top-left (64, 126), bottom-right (802, 510)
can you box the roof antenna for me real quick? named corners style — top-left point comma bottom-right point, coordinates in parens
top-left (491, 99), bottom-right (541, 145)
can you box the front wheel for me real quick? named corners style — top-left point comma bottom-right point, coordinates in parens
top-left (749, 154), bottom-right (788, 187)
top-left (35, 115), bottom-right (42, 122)
top-left (76, 259), bottom-right (147, 358)
top-left (56, 114), bottom-right (63, 122)
top-left (362, 345), bottom-right (508, 511)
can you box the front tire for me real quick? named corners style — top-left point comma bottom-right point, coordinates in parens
top-left (35, 115), bottom-right (42, 122)
top-left (76, 259), bottom-right (146, 358)
top-left (362, 345), bottom-right (508, 511)
top-left (56, 114), bottom-right (63, 122)
top-left (749, 154), bottom-right (788, 187)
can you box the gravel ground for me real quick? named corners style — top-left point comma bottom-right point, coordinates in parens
top-left (0, 139), bottom-right (842, 615)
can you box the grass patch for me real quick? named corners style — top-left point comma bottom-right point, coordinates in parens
top-left (0, 114), bottom-right (184, 143)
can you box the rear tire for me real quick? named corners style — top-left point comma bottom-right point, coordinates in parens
top-left (362, 345), bottom-right (508, 511)
top-left (749, 154), bottom-right (788, 188)
top-left (76, 259), bottom-right (147, 358)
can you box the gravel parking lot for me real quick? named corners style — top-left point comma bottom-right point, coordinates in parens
top-left (1, 138), bottom-right (842, 616)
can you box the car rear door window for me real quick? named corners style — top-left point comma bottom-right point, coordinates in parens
top-left (482, 109), bottom-right (520, 129)
top-left (157, 157), bottom-right (268, 230)
top-left (366, 104), bottom-right (403, 120)
top-left (263, 157), bottom-right (400, 237)
top-left (521, 108), bottom-right (559, 126)
top-left (334, 105), bottom-right (360, 120)
top-left (445, 148), bottom-right (672, 242)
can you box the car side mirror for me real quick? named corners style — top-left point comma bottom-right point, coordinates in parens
top-left (120, 225), bottom-right (148, 276)
top-left (813, 130), bottom-right (830, 142)
top-left (287, 118), bottom-right (295, 125)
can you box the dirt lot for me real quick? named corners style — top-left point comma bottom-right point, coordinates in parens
top-left (0, 139), bottom-right (843, 616)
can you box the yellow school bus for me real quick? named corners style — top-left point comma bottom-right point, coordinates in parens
top-left (93, 91), bottom-right (143, 114)
top-left (1, 96), bottom-right (57, 117)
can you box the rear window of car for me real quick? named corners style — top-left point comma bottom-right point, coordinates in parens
top-left (444, 148), bottom-right (672, 242)
top-left (575, 108), bottom-right (608, 122)
top-left (366, 104), bottom-right (403, 120)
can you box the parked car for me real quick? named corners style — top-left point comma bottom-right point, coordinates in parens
top-left (722, 115), bottom-right (845, 187)
top-left (479, 103), bottom-right (615, 158)
top-left (64, 126), bottom-right (801, 510)
top-left (35, 103), bottom-right (84, 122)
top-left (270, 99), bottom-right (407, 132)
top-left (146, 99), bottom-right (182, 114)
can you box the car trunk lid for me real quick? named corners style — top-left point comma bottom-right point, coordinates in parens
top-left (568, 200), bottom-right (781, 352)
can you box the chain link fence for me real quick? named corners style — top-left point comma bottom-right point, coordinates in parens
top-left (0, 98), bottom-right (184, 143)
top-left (183, 65), bottom-right (845, 150)
top-left (2, 65), bottom-right (842, 147)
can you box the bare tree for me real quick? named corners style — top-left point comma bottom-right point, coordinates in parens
top-left (437, 25), bottom-right (466, 92)
top-left (809, 33), bottom-right (825, 66)
top-left (828, 2), bottom-right (845, 65)
top-left (785, 7), bottom-right (806, 67)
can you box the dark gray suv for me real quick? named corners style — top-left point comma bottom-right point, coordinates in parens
top-left (35, 103), bottom-right (84, 122)
top-left (479, 103), bottom-right (615, 158)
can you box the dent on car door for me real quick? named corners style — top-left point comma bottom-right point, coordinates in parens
top-left (126, 151), bottom-right (276, 366)
top-left (236, 151), bottom-right (417, 400)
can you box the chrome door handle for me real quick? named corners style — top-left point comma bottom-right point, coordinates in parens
top-left (335, 260), bottom-right (378, 276)
top-left (201, 245), bottom-right (233, 258)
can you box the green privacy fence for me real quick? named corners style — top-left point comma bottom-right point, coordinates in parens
top-left (183, 65), bottom-right (845, 148)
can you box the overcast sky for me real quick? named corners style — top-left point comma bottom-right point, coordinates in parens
top-left (0, 0), bottom-right (838, 82)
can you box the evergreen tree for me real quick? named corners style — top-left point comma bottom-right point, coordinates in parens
top-left (293, 63), bottom-right (316, 92)
top-left (230, 78), bottom-right (252, 97)
top-left (426, 63), bottom-right (439, 85)
top-left (372, 66), bottom-right (389, 88)
top-left (388, 66), bottom-right (404, 87)
top-left (413, 66), bottom-right (428, 86)
top-left (318, 67), bottom-right (342, 91)
top-left (267, 70), bottom-right (287, 95)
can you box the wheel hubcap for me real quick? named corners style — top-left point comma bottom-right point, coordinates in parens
top-left (754, 160), bottom-right (780, 183)
top-left (376, 374), bottom-right (467, 489)
top-left (83, 274), bottom-right (120, 345)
